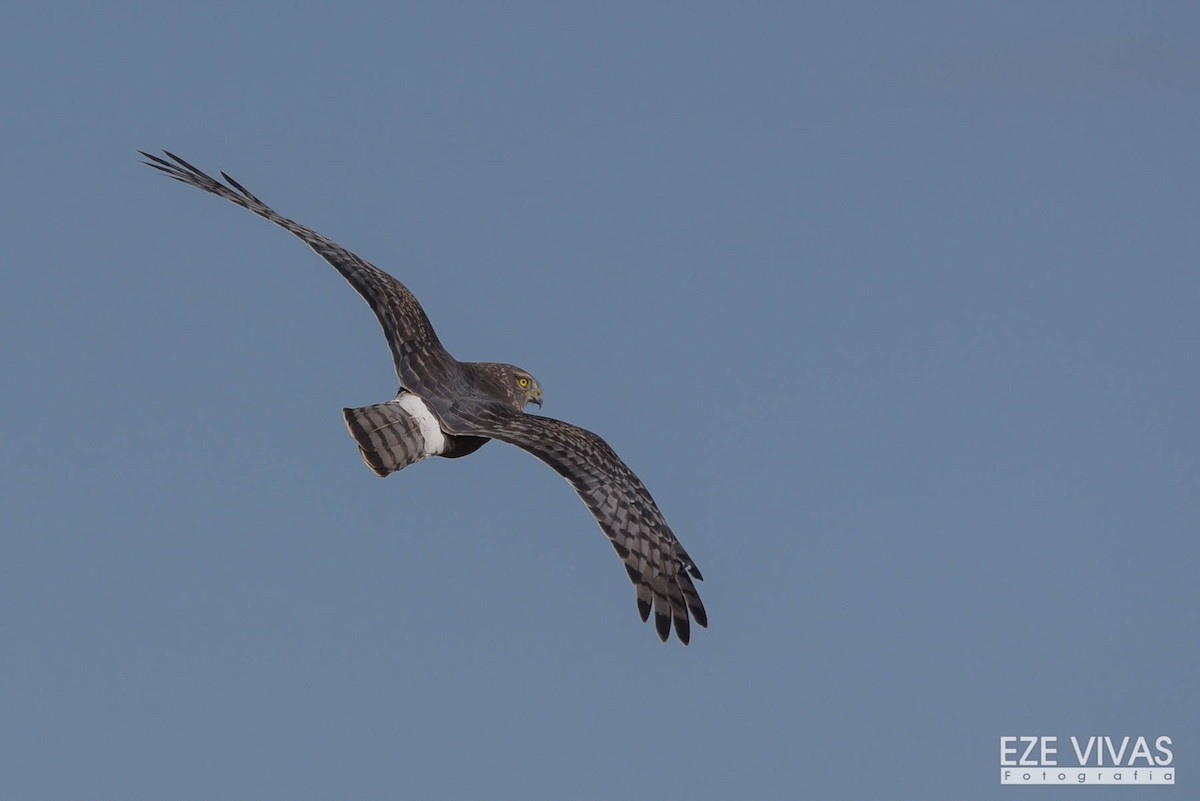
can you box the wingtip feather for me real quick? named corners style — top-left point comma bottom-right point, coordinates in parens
top-left (674, 611), bottom-right (691, 645)
top-left (655, 611), bottom-right (671, 642)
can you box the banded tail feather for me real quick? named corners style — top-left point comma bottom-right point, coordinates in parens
top-left (343, 395), bottom-right (446, 476)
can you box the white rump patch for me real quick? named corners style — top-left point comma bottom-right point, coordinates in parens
top-left (396, 394), bottom-right (447, 456)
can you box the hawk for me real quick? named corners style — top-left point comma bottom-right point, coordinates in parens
top-left (142, 151), bottom-right (707, 644)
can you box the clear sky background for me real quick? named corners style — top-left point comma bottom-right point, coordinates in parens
top-left (2, 3), bottom-right (1196, 800)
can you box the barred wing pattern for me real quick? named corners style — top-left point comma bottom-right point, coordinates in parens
top-left (139, 151), bottom-right (454, 397)
top-left (446, 404), bottom-right (707, 644)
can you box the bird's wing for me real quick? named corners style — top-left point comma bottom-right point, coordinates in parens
top-left (141, 150), bottom-right (455, 395)
top-left (444, 403), bottom-right (706, 644)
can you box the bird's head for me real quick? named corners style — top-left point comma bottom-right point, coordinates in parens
top-left (511, 367), bottom-right (544, 409)
top-left (476, 362), bottom-right (543, 410)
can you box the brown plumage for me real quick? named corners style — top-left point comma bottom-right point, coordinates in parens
top-left (142, 150), bottom-right (706, 644)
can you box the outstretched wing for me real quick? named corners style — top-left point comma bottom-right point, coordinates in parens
top-left (141, 150), bottom-right (455, 397)
top-left (443, 403), bottom-right (706, 644)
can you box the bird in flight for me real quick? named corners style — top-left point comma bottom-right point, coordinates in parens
top-left (141, 151), bottom-right (707, 643)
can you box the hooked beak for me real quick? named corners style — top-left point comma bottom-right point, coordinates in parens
top-left (531, 391), bottom-right (543, 407)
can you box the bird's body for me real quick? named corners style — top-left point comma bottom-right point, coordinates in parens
top-left (142, 151), bottom-right (706, 643)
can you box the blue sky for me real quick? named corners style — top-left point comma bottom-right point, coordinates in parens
top-left (2, 3), bottom-right (1197, 799)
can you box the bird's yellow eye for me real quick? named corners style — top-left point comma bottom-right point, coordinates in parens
top-left (518, 377), bottom-right (530, 388)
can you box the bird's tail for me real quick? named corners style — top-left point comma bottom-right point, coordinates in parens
top-left (342, 401), bottom-right (430, 477)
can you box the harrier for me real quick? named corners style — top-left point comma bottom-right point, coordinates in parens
top-left (142, 151), bottom-right (706, 643)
